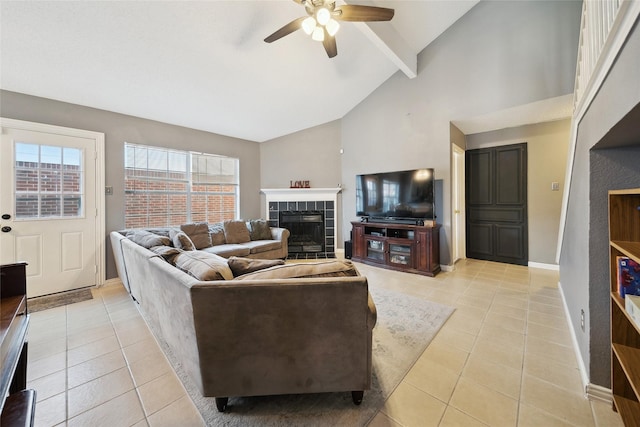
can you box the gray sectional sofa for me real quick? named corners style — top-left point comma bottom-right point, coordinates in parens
top-left (109, 221), bottom-right (377, 412)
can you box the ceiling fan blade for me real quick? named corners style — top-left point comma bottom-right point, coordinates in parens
top-left (335, 5), bottom-right (394, 22)
top-left (264, 17), bottom-right (306, 43)
top-left (322, 28), bottom-right (337, 58)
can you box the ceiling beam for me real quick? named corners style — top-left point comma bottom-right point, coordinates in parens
top-left (339, 1), bottom-right (417, 78)
top-left (353, 21), bottom-right (417, 78)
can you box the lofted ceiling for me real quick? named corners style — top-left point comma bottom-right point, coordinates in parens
top-left (0, 0), bottom-right (480, 142)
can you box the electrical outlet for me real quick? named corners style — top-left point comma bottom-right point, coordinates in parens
top-left (580, 309), bottom-right (585, 332)
top-left (551, 182), bottom-right (560, 191)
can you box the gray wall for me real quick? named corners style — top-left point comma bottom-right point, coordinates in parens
top-left (450, 123), bottom-right (466, 151)
top-left (0, 90), bottom-right (261, 280)
top-left (259, 120), bottom-right (343, 240)
top-left (466, 119), bottom-right (571, 265)
top-left (260, 119), bottom-right (342, 190)
top-left (340, 0), bottom-right (581, 266)
top-left (560, 18), bottom-right (640, 387)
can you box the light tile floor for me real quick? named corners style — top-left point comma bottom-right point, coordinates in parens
top-left (26, 258), bottom-right (625, 426)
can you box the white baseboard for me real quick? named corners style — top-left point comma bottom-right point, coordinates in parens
top-left (335, 248), bottom-right (345, 258)
top-left (557, 280), bottom-right (590, 395)
top-left (103, 278), bottom-right (123, 287)
top-left (586, 383), bottom-right (613, 403)
top-left (441, 264), bottom-right (455, 272)
top-left (528, 261), bottom-right (559, 271)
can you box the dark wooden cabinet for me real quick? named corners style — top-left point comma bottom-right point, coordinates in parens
top-left (351, 222), bottom-right (440, 277)
top-left (352, 224), bottom-right (365, 260)
top-left (1, 262), bottom-right (36, 426)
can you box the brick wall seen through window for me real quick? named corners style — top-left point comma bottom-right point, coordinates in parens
top-left (14, 143), bottom-right (83, 219)
top-left (124, 143), bottom-right (239, 228)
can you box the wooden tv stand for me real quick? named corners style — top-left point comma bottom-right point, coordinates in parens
top-left (351, 221), bottom-right (440, 277)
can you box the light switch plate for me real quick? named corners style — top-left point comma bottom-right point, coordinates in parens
top-left (105, 186), bottom-right (113, 195)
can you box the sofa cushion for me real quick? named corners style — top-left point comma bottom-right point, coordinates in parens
top-left (181, 222), bottom-right (213, 250)
top-left (209, 223), bottom-right (226, 246)
top-left (249, 219), bottom-right (273, 241)
top-left (149, 245), bottom-right (182, 264)
top-left (227, 256), bottom-right (285, 277)
top-left (241, 240), bottom-right (282, 254)
top-left (174, 251), bottom-right (234, 281)
top-left (223, 220), bottom-right (251, 244)
top-left (234, 260), bottom-right (358, 280)
top-left (141, 228), bottom-right (172, 238)
top-left (170, 229), bottom-right (195, 251)
top-left (201, 244), bottom-right (251, 258)
top-left (126, 230), bottom-right (171, 249)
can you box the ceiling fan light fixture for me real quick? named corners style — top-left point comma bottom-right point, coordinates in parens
top-left (316, 7), bottom-right (331, 26)
top-left (264, 1), bottom-right (394, 58)
top-left (326, 18), bottom-right (340, 36)
top-left (312, 26), bottom-right (325, 41)
top-left (302, 17), bottom-right (317, 35)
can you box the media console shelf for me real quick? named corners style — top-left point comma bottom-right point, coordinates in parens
top-left (608, 188), bottom-right (640, 425)
top-left (351, 221), bottom-right (440, 277)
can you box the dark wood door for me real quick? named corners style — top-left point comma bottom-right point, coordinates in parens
top-left (465, 143), bottom-right (528, 265)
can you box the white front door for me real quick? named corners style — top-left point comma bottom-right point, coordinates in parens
top-left (0, 119), bottom-right (104, 297)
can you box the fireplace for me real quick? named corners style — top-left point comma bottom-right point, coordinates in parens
top-left (261, 188), bottom-right (341, 259)
top-left (280, 211), bottom-right (325, 254)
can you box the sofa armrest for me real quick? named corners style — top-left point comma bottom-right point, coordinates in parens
top-left (110, 231), bottom-right (131, 294)
top-left (270, 227), bottom-right (290, 242)
top-left (367, 292), bottom-right (377, 329)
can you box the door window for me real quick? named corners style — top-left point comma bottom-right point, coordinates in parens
top-left (14, 142), bottom-right (84, 219)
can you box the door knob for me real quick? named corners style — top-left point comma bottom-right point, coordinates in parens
top-left (1, 226), bottom-right (11, 233)
top-left (1, 214), bottom-right (10, 220)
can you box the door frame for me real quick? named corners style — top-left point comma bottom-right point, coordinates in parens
top-left (0, 117), bottom-right (106, 287)
top-left (451, 143), bottom-right (466, 264)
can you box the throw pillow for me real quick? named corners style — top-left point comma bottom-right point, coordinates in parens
top-left (126, 230), bottom-right (171, 249)
top-left (174, 251), bottom-right (234, 281)
top-left (249, 219), bottom-right (273, 241)
top-left (209, 223), bottom-right (227, 246)
top-left (234, 260), bottom-right (359, 280)
top-left (180, 222), bottom-right (213, 250)
top-left (149, 245), bottom-right (182, 265)
top-left (227, 256), bottom-right (285, 277)
top-left (223, 220), bottom-right (251, 244)
top-left (170, 229), bottom-right (195, 251)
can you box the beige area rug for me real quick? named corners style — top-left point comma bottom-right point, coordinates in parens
top-left (27, 288), bottom-right (94, 313)
top-left (152, 283), bottom-right (455, 426)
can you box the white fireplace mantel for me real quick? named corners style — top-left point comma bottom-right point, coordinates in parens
top-left (261, 187), bottom-right (342, 202)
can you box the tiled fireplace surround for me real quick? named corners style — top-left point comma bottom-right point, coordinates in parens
top-left (262, 188), bottom-right (341, 259)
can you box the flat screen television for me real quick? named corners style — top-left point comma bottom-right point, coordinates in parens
top-left (356, 168), bottom-right (435, 222)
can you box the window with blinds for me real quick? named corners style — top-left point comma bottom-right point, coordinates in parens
top-left (124, 143), bottom-right (239, 228)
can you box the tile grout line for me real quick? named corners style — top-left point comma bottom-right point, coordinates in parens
top-left (101, 289), bottom-right (149, 426)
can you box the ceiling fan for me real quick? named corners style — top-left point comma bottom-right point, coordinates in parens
top-left (264, 0), bottom-right (395, 58)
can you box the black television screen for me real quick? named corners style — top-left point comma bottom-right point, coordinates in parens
top-left (356, 168), bottom-right (435, 220)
